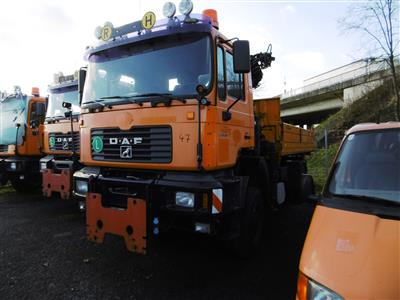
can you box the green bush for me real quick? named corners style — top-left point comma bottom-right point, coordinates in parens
top-left (307, 143), bottom-right (340, 194)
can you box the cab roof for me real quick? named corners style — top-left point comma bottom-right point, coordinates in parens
top-left (346, 122), bottom-right (400, 135)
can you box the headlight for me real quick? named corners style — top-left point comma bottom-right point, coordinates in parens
top-left (175, 192), bottom-right (195, 208)
top-left (75, 180), bottom-right (88, 195)
top-left (297, 272), bottom-right (343, 300)
top-left (10, 162), bottom-right (17, 170)
top-left (40, 162), bottom-right (47, 170)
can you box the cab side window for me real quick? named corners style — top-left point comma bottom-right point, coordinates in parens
top-left (217, 47), bottom-right (226, 100)
top-left (226, 52), bottom-right (244, 100)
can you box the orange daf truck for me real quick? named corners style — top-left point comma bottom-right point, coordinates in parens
top-left (0, 87), bottom-right (46, 191)
top-left (73, 1), bottom-right (315, 255)
top-left (297, 122), bottom-right (400, 300)
top-left (40, 73), bottom-right (85, 206)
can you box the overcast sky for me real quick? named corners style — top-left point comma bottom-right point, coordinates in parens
top-left (0, 0), bottom-right (366, 98)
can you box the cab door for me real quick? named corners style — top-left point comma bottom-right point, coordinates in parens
top-left (25, 99), bottom-right (46, 155)
top-left (215, 44), bottom-right (254, 167)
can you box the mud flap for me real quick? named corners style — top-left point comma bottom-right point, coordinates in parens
top-left (42, 169), bottom-right (71, 200)
top-left (86, 193), bottom-right (148, 254)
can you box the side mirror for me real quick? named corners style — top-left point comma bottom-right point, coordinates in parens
top-left (233, 40), bottom-right (250, 73)
top-left (62, 101), bottom-right (72, 110)
top-left (78, 68), bottom-right (87, 104)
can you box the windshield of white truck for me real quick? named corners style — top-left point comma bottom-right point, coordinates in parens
top-left (328, 129), bottom-right (400, 204)
top-left (82, 34), bottom-right (212, 106)
top-left (0, 95), bottom-right (27, 146)
top-left (47, 85), bottom-right (79, 118)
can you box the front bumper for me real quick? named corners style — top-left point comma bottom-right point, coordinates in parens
top-left (74, 167), bottom-right (245, 254)
top-left (4, 156), bottom-right (41, 179)
top-left (41, 155), bottom-right (82, 200)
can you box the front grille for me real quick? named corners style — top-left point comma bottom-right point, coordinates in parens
top-left (0, 144), bottom-right (8, 152)
top-left (91, 126), bottom-right (172, 163)
top-left (49, 132), bottom-right (80, 152)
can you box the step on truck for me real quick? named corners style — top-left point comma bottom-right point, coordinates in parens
top-left (0, 87), bottom-right (47, 191)
top-left (73, 1), bottom-right (316, 255)
top-left (40, 73), bottom-right (84, 205)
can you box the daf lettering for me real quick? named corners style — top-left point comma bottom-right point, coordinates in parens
top-left (134, 137), bottom-right (143, 145)
top-left (108, 137), bottom-right (143, 145)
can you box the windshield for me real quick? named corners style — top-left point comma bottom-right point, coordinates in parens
top-left (328, 129), bottom-right (400, 204)
top-left (0, 95), bottom-right (27, 145)
top-left (47, 85), bottom-right (79, 118)
top-left (82, 34), bottom-right (212, 105)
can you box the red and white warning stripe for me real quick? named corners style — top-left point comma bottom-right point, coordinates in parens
top-left (212, 188), bottom-right (223, 214)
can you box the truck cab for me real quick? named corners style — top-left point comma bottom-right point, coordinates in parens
top-left (0, 88), bottom-right (46, 191)
top-left (40, 73), bottom-right (82, 202)
top-left (297, 122), bottom-right (400, 300)
top-left (74, 1), bottom-right (315, 255)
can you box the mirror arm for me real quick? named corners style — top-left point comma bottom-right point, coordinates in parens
top-left (218, 37), bottom-right (238, 45)
top-left (222, 75), bottom-right (243, 121)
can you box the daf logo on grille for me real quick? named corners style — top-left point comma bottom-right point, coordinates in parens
top-left (120, 146), bottom-right (132, 159)
top-left (110, 137), bottom-right (143, 145)
top-left (62, 140), bottom-right (69, 150)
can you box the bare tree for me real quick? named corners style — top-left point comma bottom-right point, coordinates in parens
top-left (340, 0), bottom-right (399, 120)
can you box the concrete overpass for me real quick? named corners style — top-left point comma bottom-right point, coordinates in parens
top-left (280, 58), bottom-right (398, 125)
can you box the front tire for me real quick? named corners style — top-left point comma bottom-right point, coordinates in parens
top-left (11, 177), bottom-right (41, 193)
top-left (231, 187), bottom-right (265, 258)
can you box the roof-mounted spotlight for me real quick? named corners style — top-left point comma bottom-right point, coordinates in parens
top-left (163, 2), bottom-right (176, 18)
top-left (179, 0), bottom-right (193, 16)
top-left (94, 26), bottom-right (102, 39)
top-left (94, 22), bottom-right (114, 41)
top-left (104, 21), bottom-right (114, 29)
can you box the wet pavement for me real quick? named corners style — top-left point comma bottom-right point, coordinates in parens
top-left (0, 189), bottom-right (314, 300)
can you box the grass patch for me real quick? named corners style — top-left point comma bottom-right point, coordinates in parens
top-left (306, 143), bottom-right (340, 194)
top-left (0, 184), bottom-right (15, 195)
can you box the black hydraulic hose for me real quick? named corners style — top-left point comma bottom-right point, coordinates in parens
top-left (197, 100), bottom-right (203, 170)
top-left (69, 113), bottom-right (76, 160)
top-left (15, 124), bottom-right (20, 156)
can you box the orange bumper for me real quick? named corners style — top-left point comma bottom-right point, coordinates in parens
top-left (42, 168), bottom-right (72, 200)
top-left (86, 193), bottom-right (148, 254)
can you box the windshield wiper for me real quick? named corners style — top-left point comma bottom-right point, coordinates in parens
top-left (82, 99), bottom-right (107, 109)
top-left (101, 93), bottom-right (187, 107)
top-left (332, 193), bottom-right (400, 207)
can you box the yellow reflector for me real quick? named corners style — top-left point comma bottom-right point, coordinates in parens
top-left (187, 111), bottom-right (195, 120)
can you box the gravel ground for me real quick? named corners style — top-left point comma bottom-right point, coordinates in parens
top-left (0, 189), bottom-right (314, 300)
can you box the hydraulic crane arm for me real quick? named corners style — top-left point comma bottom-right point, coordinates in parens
top-left (251, 44), bottom-right (275, 89)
